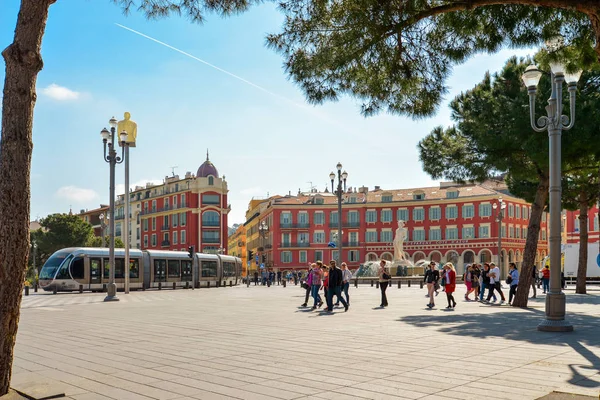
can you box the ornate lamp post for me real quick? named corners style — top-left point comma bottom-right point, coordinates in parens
top-left (100, 117), bottom-right (127, 302)
top-left (99, 212), bottom-right (108, 248)
top-left (521, 56), bottom-right (582, 332)
top-left (329, 163), bottom-right (348, 264)
top-left (259, 221), bottom-right (269, 267)
top-left (493, 197), bottom-right (506, 274)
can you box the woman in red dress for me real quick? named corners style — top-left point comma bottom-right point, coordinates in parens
top-left (443, 263), bottom-right (457, 309)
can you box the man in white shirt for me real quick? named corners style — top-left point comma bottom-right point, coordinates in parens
top-left (486, 262), bottom-right (506, 304)
top-left (336, 262), bottom-right (353, 306)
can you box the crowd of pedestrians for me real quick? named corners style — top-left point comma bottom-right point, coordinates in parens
top-left (300, 260), bottom-right (351, 312)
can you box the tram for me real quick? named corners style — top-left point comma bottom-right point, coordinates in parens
top-left (38, 247), bottom-right (242, 292)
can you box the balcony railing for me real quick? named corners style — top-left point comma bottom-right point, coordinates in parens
top-left (279, 242), bottom-right (311, 248)
top-left (279, 223), bottom-right (311, 229)
top-left (161, 225), bottom-right (170, 231)
top-left (161, 240), bottom-right (170, 247)
top-left (202, 238), bottom-right (220, 243)
top-left (328, 221), bottom-right (360, 228)
top-left (342, 241), bottom-right (361, 247)
top-left (202, 221), bottom-right (220, 227)
top-left (140, 204), bottom-right (189, 216)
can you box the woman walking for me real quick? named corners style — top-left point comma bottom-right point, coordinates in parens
top-left (378, 260), bottom-right (391, 307)
top-left (508, 262), bottom-right (519, 305)
top-left (444, 263), bottom-right (457, 309)
top-left (541, 265), bottom-right (550, 294)
top-left (424, 262), bottom-right (440, 309)
top-left (464, 265), bottom-right (473, 301)
top-left (309, 263), bottom-right (323, 310)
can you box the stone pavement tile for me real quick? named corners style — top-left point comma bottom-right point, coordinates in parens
top-left (379, 375), bottom-right (456, 392)
top-left (365, 378), bottom-right (439, 395)
top-left (229, 367), bottom-right (286, 381)
top-left (466, 380), bottom-right (549, 398)
top-left (243, 383), bottom-right (309, 399)
top-left (274, 376), bottom-right (343, 392)
top-left (293, 372), bottom-right (362, 387)
top-left (11, 358), bottom-right (47, 372)
top-left (165, 376), bottom-right (270, 399)
top-left (147, 381), bottom-right (207, 397)
top-left (447, 384), bottom-right (523, 400)
top-left (71, 393), bottom-right (113, 400)
top-left (110, 380), bottom-right (183, 400)
top-left (350, 381), bottom-right (430, 399)
top-left (208, 370), bottom-right (271, 385)
top-left (173, 372), bottom-right (248, 388)
top-left (109, 370), bottom-right (162, 385)
top-left (396, 371), bottom-right (469, 387)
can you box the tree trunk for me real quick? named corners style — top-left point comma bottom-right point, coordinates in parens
top-left (512, 174), bottom-right (549, 308)
top-left (576, 199), bottom-right (588, 294)
top-left (0, 0), bottom-right (54, 395)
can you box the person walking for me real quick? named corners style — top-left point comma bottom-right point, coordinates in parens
top-left (378, 260), bottom-right (391, 307)
top-left (424, 262), bottom-right (439, 308)
top-left (337, 262), bottom-right (352, 306)
top-left (326, 260), bottom-right (348, 312)
top-left (444, 263), bottom-right (457, 309)
top-left (253, 271), bottom-right (259, 286)
top-left (301, 266), bottom-right (313, 307)
top-left (507, 262), bottom-right (519, 305)
top-left (479, 263), bottom-right (497, 302)
top-left (277, 270), bottom-right (282, 285)
top-left (309, 263), bottom-right (323, 310)
top-left (541, 265), bottom-right (550, 294)
top-left (464, 265), bottom-right (473, 301)
top-left (485, 262), bottom-right (506, 304)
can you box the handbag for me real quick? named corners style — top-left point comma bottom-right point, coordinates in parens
top-left (506, 275), bottom-right (513, 284)
top-left (382, 272), bottom-right (391, 280)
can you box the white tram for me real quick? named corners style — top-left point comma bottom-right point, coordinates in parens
top-left (38, 247), bottom-right (242, 292)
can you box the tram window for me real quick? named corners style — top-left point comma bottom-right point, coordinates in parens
top-left (201, 260), bottom-right (217, 277)
top-left (129, 259), bottom-right (140, 279)
top-left (55, 260), bottom-right (71, 280)
top-left (167, 260), bottom-right (180, 278)
top-left (103, 258), bottom-right (110, 279)
top-left (154, 259), bottom-right (166, 281)
top-left (182, 260), bottom-right (192, 280)
top-left (70, 257), bottom-right (85, 279)
top-left (115, 258), bottom-right (125, 279)
top-left (223, 262), bottom-right (235, 277)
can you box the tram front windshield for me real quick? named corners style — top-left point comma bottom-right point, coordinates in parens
top-left (39, 250), bottom-right (71, 280)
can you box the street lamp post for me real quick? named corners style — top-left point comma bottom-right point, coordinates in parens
top-left (259, 221), bottom-right (269, 268)
top-left (99, 212), bottom-right (108, 248)
top-left (521, 57), bottom-right (582, 332)
top-left (493, 198), bottom-right (506, 275)
top-left (330, 163), bottom-right (348, 264)
top-left (100, 117), bottom-right (127, 302)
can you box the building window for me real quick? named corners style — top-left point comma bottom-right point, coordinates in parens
top-left (366, 210), bottom-right (377, 223)
top-left (172, 213), bottom-right (178, 227)
top-left (429, 207), bottom-right (441, 220)
top-left (594, 214), bottom-right (599, 231)
top-left (316, 198), bottom-right (324, 205)
top-left (413, 193), bottom-right (425, 200)
top-left (282, 233), bottom-right (291, 246)
top-left (365, 231), bottom-right (377, 242)
top-left (542, 212), bottom-right (547, 222)
top-left (208, 176), bottom-right (214, 185)
top-left (152, 200), bottom-right (157, 212)
top-left (413, 208), bottom-right (424, 221)
top-left (348, 250), bottom-right (359, 262)
top-left (348, 211), bottom-right (360, 223)
top-left (462, 205), bottom-right (475, 218)
top-left (202, 194), bottom-right (220, 204)
top-left (314, 212), bottom-right (324, 225)
top-left (509, 226), bottom-right (515, 238)
top-left (382, 195), bottom-right (393, 202)
top-left (542, 229), bottom-right (547, 240)
top-left (298, 212), bottom-right (309, 225)
top-left (330, 211), bottom-right (338, 225)
top-left (281, 251), bottom-right (292, 263)
top-left (152, 217), bottom-right (156, 231)
top-left (143, 219), bottom-right (148, 232)
top-left (168, 260), bottom-right (180, 278)
top-left (462, 227), bottom-right (475, 239)
top-left (143, 235), bottom-right (148, 248)
top-left (299, 251), bottom-right (307, 263)
top-left (446, 228), bottom-right (458, 239)
top-left (151, 234), bottom-right (157, 246)
top-left (412, 229), bottom-right (425, 241)
top-left (446, 190), bottom-right (459, 199)
top-left (381, 209), bottom-right (392, 222)
top-left (115, 222), bottom-right (121, 237)
top-left (479, 226), bottom-right (490, 238)
top-left (181, 230), bottom-right (186, 244)
top-left (181, 212), bottom-right (187, 226)
top-left (523, 227), bottom-right (528, 238)
top-left (298, 232), bottom-right (309, 245)
top-left (501, 226), bottom-right (506, 238)
top-left (397, 209), bottom-right (409, 222)
top-left (446, 206), bottom-right (458, 219)
top-left (516, 205), bottom-right (521, 219)
top-left (313, 232), bottom-right (325, 243)
top-left (349, 231), bottom-right (358, 244)
top-left (508, 204), bottom-right (515, 218)
top-left (173, 231), bottom-right (178, 245)
top-left (181, 194), bottom-right (186, 207)
top-left (280, 212), bottom-right (292, 225)
top-left (202, 211), bottom-right (220, 226)
top-left (523, 206), bottom-right (529, 220)
top-left (515, 227), bottom-right (520, 238)
top-left (202, 231), bottom-right (220, 243)
top-left (163, 215), bottom-right (169, 229)
top-left (429, 228), bottom-right (441, 241)
top-left (574, 218), bottom-right (580, 232)
top-left (381, 230), bottom-right (393, 242)
top-left (164, 197), bottom-right (170, 210)
top-left (479, 204), bottom-right (492, 217)
top-left (314, 250), bottom-right (323, 262)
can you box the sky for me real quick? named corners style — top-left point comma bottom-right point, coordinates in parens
top-left (0, 0), bottom-right (536, 225)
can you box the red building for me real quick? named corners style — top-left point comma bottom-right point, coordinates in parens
top-left (565, 204), bottom-right (600, 244)
top-left (115, 153), bottom-right (229, 254)
top-left (252, 181), bottom-right (549, 277)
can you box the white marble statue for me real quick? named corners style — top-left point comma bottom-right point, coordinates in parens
top-left (393, 220), bottom-right (408, 261)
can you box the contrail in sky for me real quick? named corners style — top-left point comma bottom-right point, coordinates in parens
top-left (115, 23), bottom-right (323, 114)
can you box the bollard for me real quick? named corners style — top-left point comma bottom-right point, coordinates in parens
top-left (142, 283), bottom-right (146, 291)
top-left (230, 281), bottom-right (233, 287)
top-left (173, 282), bottom-right (176, 290)
top-left (53, 286), bottom-right (57, 295)
top-left (371, 280), bottom-right (374, 287)
top-left (408, 280), bottom-right (411, 288)
top-left (283, 280), bottom-right (286, 288)
top-left (355, 278), bottom-right (358, 288)
top-left (247, 278), bottom-right (250, 287)
top-left (34, 283), bottom-right (38, 293)
top-left (25, 286), bottom-right (29, 296)
top-left (376, 281), bottom-right (379, 289)
top-left (420, 281), bottom-right (423, 289)
top-left (398, 280), bottom-right (401, 289)
top-left (158, 282), bottom-right (162, 290)
top-left (267, 280), bottom-right (271, 287)
top-left (79, 285), bottom-right (83, 293)
top-left (185, 281), bottom-right (189, 289)
top-left (207, 281), bottom-right (211, 288)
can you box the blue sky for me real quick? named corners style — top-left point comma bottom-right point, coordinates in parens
top-left (1, 0), bottom-right (535, 225)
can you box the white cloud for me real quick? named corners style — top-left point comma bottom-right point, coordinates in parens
top-left (55, 186), bottom-right (98, 202)
top-left (41, 84), bottom-right (80, 101)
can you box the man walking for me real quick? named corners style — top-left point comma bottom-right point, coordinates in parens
top-left (335, 262), bottom-right (352, 306)
top-left (486, 262), bottom-right (506, 304)
top-left (326, 260), bottom-right (348, 312)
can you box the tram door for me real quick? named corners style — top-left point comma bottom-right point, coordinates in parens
top-left (90, 258), bottom-right (101, 289)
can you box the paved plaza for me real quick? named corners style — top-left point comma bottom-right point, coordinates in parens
top-left (8, 283), bottom-right (600, 400)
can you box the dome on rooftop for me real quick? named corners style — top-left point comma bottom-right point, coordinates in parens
top-left (197, 150), bottom-right (219, 178)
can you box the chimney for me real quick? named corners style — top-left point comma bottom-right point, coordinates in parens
top-left (358, 186), bottom-right (368, 194)
top-left (374, 186), bottom-right (381, 191)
